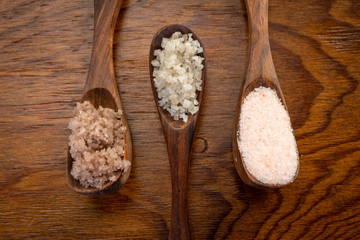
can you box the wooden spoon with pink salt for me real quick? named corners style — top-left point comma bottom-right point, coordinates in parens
top-left (233, 0), bottom-right (299, 188)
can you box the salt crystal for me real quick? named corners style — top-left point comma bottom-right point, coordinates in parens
top-left (68, 101), bottom-right (131, 189)
top-left (151, 31), bottom-right (204, 122)
top-left (238, 87), bottom-right (298, 185)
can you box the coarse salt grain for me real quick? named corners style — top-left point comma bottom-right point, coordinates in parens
top-left (151, 31), bottom-right (204, 122)
top-left (238, 87), bottom-right (298, 185)
top-left (68, 101), bottom-right (130, 189)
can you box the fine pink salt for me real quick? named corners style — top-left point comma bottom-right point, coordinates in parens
top-left (68, 101), bottom-right (130, 189)
top-left (238, 87), bottom-right (298, 185)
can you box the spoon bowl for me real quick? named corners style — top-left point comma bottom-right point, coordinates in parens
top-left (149, 24), bottom-right (206, 239)
top-left (67, 0), bottom-right (132, 195)
top-left (150, 24), bottom-right (206, 127)
top-left (233, 0), bottom-right (299, 189)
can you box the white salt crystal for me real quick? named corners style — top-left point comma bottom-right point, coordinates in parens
top-left (151, 31), bottom-right (203, 122)
top-left (238, 87), bottom-right (298, 185)
top-left (183, 99), bottom-right (192, 108)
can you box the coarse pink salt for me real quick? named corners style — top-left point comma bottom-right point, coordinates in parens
top-left (238, 87), bottom-right (298, 185)
top-left (68, 101), bottom-right (131, 189)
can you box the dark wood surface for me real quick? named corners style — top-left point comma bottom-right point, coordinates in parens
top-left (0, 0), bottom-right (359, 239)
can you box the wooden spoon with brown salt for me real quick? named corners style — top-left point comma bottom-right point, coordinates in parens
top-left (149, 25), bottom-right (206, 239)
top-left (233, 0), bottom-right (299, 189)
top-left (67, 0), bottom-right (132, 195)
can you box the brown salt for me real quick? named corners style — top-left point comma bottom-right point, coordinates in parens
top-left (68, 101), bottom-right (130, 189)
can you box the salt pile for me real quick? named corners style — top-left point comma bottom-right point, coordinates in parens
top-left (151, 31), bottom-right (204, 122)
top-left (68, 101), bottom-right (130, 189)
top-left (238, 87), bottom-right (298, 185)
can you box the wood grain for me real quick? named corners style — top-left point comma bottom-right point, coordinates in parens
top-left (0, 0), bottom-right (359, 239)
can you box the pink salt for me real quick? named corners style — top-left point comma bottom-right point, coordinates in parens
top-left (238, 87), bottom-right (298, 185)
top-left (68, 101), bottom-right (130, 189)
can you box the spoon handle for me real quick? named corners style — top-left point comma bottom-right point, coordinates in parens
top-left (245, 0), bottom-right (278, 86)
top-left (84, 0), bottom-right (122, 100)
top-left (165, 126), bottom-right (194, 240)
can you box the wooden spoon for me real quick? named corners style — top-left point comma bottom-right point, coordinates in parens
top-left (67, 0), bottom-right (132, 195)
top-left (233, 0), bottom-right (299, 188)
top-left (149, 25), bottom-right (206, 239)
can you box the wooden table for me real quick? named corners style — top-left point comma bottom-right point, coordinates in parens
top-left (1, 0), bottom-right (359, 239)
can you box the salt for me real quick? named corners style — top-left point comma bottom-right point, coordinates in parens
top-left (238, 87), bottom-right (298, 185)
top-left (151, 31), bottom-right (204, 122)
top-left (68, 101), bottom-right (131, 189)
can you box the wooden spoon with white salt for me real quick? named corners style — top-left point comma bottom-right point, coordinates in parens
top-left (233, 0), bottom-right (299, 188)
top-left (67, 0), bottom-right (132, 195)
top-left (149, 25), bottom-right (206, 239)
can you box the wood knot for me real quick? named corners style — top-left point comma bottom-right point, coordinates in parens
top-left (193, 137), bottom-right (208, 153)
